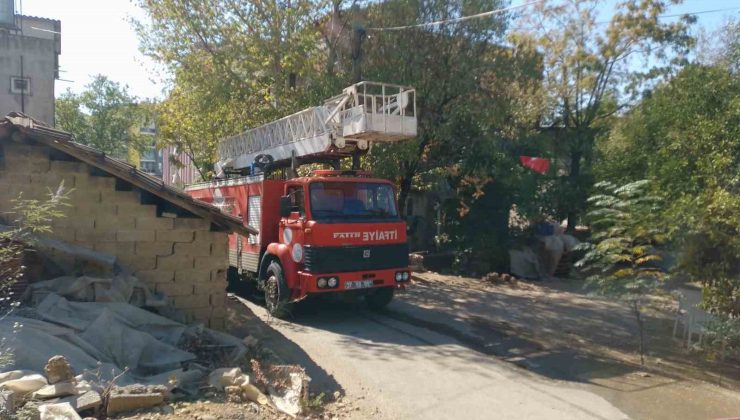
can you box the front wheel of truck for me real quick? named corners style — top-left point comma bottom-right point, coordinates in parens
top-left (264, 261), bottom-right (293, 318)
top-left (366, 287), bottom-right (394, 310)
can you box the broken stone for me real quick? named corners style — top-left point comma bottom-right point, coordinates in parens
top-left (32, 382), bottom-right (77, 400)
top-left (241, 383), bottom-right (270, 406)
top-left (107, 393), bottom-right (164, 416)
top-left (44, 356), bottom-right (75, 385)
top-left (38, 402), bottom-right (82, 420)
top-left (207, 368), bottom-right (247, 390)
top-left (0, 373), bottom-right (48, 394)
top-left (224, 386), bottom-right (242, 403)
top-left (55, 390), bottom-right (102, 412)
top-left (0, 390), bottom-right (16, 414)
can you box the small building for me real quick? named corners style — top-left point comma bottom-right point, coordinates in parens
top-left (0, 9), bottom-right (61, 124)
top-left (0, 113), bottom-right (256, 329)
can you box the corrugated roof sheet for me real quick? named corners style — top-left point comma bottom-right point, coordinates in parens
top-left (0, 112), bottom-right (257, 237)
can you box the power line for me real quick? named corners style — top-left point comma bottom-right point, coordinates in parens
top-left (368, 2), bottom-right (740, 32)
top-left (367, 0), bottom-right (545, 32)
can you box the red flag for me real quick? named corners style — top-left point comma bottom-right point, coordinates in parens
top-left (519, 156), bottom-right (550, 174)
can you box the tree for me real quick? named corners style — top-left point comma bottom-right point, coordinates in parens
top-left (575, 180), bottom-right (666, 364)
top-left (55, 75), bottom-right (145, 159)
top-left (514, 0), bottom-right (695, 230)
top-left (598, 64), bottom-right (740, 317)
top-left (134, 0), bottom-right (332, 177)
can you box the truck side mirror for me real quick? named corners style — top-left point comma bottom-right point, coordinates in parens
top-left (280, 196), bottom-right (291, 218)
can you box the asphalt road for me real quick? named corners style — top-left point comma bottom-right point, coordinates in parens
top-left (237, 297), bottom-right (629, 420)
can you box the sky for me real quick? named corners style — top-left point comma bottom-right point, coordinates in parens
top-left (17, 0), bottom-right (740, 101)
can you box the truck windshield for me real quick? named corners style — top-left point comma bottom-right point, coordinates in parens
top-left (309, 181), bottom-right (399, 221)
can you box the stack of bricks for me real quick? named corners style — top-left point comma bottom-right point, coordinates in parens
top-left (0, 141), bottom-right (229, 330)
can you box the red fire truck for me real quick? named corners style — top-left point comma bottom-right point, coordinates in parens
top-left (186, 82), bottom-right (417, 317)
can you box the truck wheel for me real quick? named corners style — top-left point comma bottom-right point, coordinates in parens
top-left (366, 287), bottom-right (394, 310)
top-left (265, 261), bottom-right (293, 318)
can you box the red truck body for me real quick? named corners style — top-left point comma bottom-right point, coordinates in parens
top-left (185, 170), bottom-right (409, 314)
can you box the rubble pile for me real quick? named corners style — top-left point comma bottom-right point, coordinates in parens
top-left (0, 242), bottom-right (311, 419)
top-left (482, 272), bottom-right (519, 285)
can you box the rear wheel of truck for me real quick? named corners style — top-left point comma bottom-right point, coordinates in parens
top-left (265, 261), bottom-right (293, 318)
top-left (366, 287), bottom-right (394, 310)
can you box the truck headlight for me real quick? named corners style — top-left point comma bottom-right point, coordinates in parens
top-left (317, 278), bottom-right (328, 288)
top-left (395, 272), bottom-right (403, 281)
top-left (328, 277), bottom-right (338, 288)
top-left (402, 272), bottom-right (410, 281)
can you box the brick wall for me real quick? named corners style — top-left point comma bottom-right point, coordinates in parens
top-left (0, 141), bottom-right (228, 329)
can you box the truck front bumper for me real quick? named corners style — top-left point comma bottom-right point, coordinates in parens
top-left (296, 267), bottom-right (410, 296)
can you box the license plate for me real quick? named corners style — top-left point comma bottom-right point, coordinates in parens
top-left (344, 280), bottom-right (374, 290)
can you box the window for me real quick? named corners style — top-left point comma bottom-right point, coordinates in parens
top-left (10, 77), bottom-right (30, 95)
top-left (286, 186), bottom-right (305, 217)
top-left (309, 182), bottom-right (399, 221)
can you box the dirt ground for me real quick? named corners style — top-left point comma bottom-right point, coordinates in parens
top-left (402, 271), bottom-right (740, 387)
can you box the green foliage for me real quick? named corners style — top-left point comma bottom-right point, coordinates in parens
top-left (514, 0), bottom-right (695, 228)
top-left (55, 75), bottom-right (147, 160)
top-left (0, 182), bottom-right (71, 372)
top-left (597, 64), bottom-right (740, 316)
top-left (576, 180), bottom-right (666, 297)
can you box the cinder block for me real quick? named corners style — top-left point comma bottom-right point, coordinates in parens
top-left (174, 241), bottom-right (211, 257)
top-left (94, 241), bottom-right (135, 256)
top-left (118, 255), bottom-right (157, 271)
top-left (136, 217), bottom-right (174, 231)
top-left (156, 229), bottom-right (194, 243)
top-left (96, 215), bottom-right (135, 230)
top-left (135, 242), bottom-right (173, 257)
top-left (117, 204), bottom-right (157, 218)
top-left (173, 218), bottom-right (210, 230)
top-left (174, 269), bottom-right (210, 283)
top-left (208, 317), bottom-right (225, 330)
top-left (69, 190), bottom-right (101, 204)
top-left (174, 293), bottom-right (210, 309)
top-left (30, 173), bottom-right (76, 190)
top-left (194, 256), bottom-right (228, 270)
top-left (155, 281), bottom-right (195, 297)
top-left (2, 173), bottom-right (31, 185)
top-left (50, 160), bottom-right (84, 173)
top-left (107, 393), bottom-right (164, 416)
top-left (117, 230), bottom-right (155, 242)
top-left (134, 269), bottom-right (173, 283)
top-left (102, 189), bottom-right (139, 205)
top-left (211, 305), bottom-right (227, 318)
top-left (210, 241), bottom-right (228, 257)
top-left (194, 282), bottom-right (224, 295)
top-left (195, 230), bottom-right (224, 243)
top-left (211, 269), bottom-right (227, 283)
top-left (51, 227), bottom-right (76, 243)
top-left (86, 176), bottom-right (116, 190)
top-left (157, 254), bottom-right (194, 270)
top-left (74, 203), bottom-right (117, 215)
top-left (210, 292), bottom-right (227, 307)
top-left (75, 229), bottom-right (116, 242)
top-left (191, 307), bottom-right (213, 321)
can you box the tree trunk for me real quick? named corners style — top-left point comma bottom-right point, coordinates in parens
top-left (566, 149), bottom-right (582, 232)
top-left (398, 160), bottom-right (414, 216)
top-left (632, 299), bottom-right (646, 366)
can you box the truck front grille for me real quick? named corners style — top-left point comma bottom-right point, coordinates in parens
top-left (303, 243), bottom-right (409, 273)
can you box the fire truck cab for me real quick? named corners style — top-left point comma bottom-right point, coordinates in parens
top-left (185, 82), bottom-right (417, 317)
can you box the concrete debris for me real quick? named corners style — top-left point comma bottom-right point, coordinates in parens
top-left (241, 383), bottom-right (270, 406)
top-left (482, 272), bottom-right (518, 285)
top-left (224, 385), bottom-right (243, 403)
top-left (0, 390), bottom-right (15, 414)
top-left (207, 368), bottom-right (248, 390)
top-left (44, 356), bottom-right (75, 385)
top-left (0, 372), bottom-right (48, 394)
top-left (32, 382), bottom-right (76, 400)
top-left (38, 401), bottom-right (82, 420)
top-left (409, 253), bottom-right (426, 272)
top-left (251, 363), bottom-right (310, 417)
top-left (54, 390), bottom-right (102, 413)
top-left (106, 392), bottom-right (164, 416)
top-left (242, 335), bottom-right (259, 347)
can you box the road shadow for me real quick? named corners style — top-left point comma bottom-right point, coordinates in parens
top-left (223, 296), bottom-right (343, 395)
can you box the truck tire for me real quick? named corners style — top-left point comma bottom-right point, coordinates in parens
top-left (366, 287), bottom-right (394, 310)
top-left (265, 261), bottom-right (293, 318)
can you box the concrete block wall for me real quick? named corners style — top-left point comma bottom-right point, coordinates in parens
top-left (0, 141), bottom-right (229, 329)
